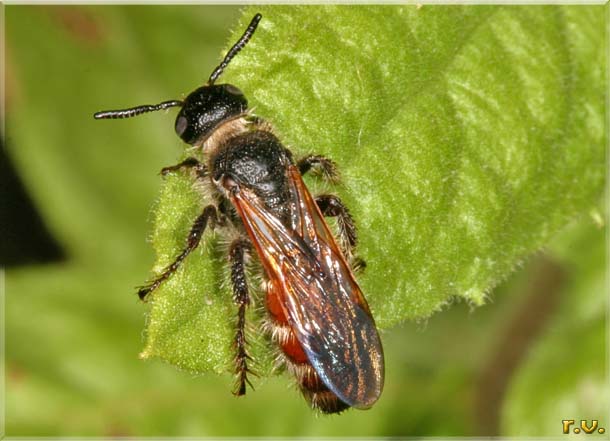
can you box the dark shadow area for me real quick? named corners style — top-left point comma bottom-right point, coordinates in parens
top-left (474, 256), bottom-right (566, 435)
top-left (1, 135), bottom-right (65, 266)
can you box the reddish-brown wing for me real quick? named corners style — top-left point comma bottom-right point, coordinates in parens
top-left (230, 165), bottom-right (384, 408)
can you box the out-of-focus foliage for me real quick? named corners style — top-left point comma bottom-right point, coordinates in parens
top-left (502, 216), bottom-right (607, 435)
top-left (4, 5), bottom-right (607, 437)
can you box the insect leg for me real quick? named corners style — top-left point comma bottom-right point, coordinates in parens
top-left (350, 256), bottom-right (367, 274)
top-left (160, 157), bottom-right (207, 177)
top-left (228, 237), bottom-right (254, 396)
top-left (137, 205), bottom-right (218, 300)
top-left (297, 155), bottom-right (339, 183)
top-left (316, 194), bottom-right (367, 273)
top-left (315, 194), bottom-right (357, 250)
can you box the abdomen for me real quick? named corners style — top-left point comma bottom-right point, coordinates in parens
top-left (265, 279), bottom-right (351, 414)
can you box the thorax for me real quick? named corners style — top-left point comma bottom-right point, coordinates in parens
top-left (207, 120), bottom-right (294, 222)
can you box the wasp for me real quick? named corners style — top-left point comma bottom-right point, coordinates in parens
top-left (94, 13), bottom-right (384, 413)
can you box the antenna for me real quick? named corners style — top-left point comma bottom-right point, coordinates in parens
top-left (208, 13), bottom-right (262, 85)
top-left (93, 14), bottom-right (262, 120)
top-left (93, 100), bottom-right (183, 120)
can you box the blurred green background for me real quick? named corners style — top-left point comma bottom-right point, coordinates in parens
top-left (4, 5), bottom-right (607, 437)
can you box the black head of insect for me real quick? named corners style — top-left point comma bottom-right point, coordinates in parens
top-left (94, 13), bottom-right (262, 146)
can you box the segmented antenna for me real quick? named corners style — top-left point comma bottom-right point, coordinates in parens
top-left (93, 100), bottom-right (183, 119)
top-left (208, 13), bottom-right (262, 85)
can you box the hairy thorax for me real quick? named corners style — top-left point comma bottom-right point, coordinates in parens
top-left (207, 118), bottom-right (294, 222)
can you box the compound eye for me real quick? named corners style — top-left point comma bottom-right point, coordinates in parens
top-left (175, 115), bottom-right (188, 137)
top-left (224, 84), bottom-right (244, 96)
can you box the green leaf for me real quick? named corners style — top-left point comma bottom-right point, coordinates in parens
top-left (143, 5), bottom-right (606, 375)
